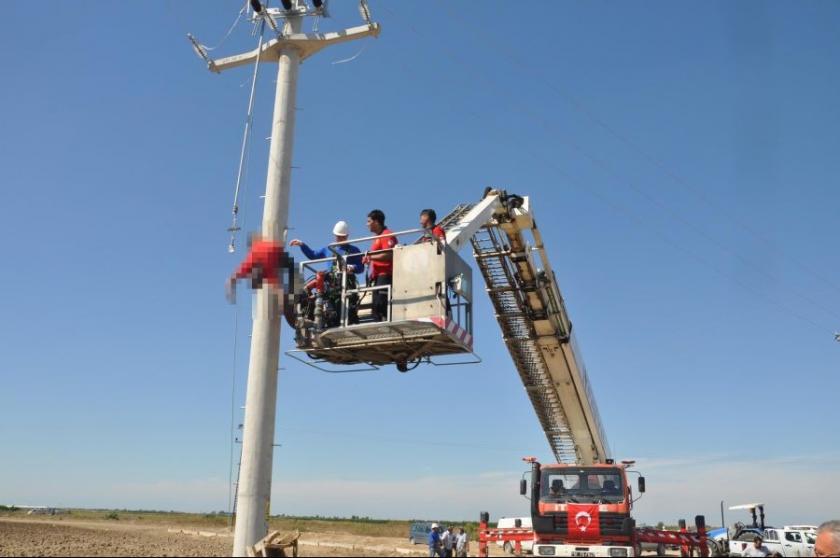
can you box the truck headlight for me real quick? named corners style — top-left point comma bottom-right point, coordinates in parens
top-left (609, 549), bottom-right (628, 557)
top-left (537, 547), bottom-right (556, 556)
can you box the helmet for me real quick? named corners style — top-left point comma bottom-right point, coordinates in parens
top-left (431, 523), bottom-right (439, 529)
top-left (333, 220), bottom-right (350, 237)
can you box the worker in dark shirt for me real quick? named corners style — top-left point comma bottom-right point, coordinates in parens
top-left (418, 208), bottom-right (445, 244)
top-left (362, 209), bottom-right (397, 322)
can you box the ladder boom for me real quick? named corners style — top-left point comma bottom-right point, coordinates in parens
top-left (445, 190), bottom-right (609, 465)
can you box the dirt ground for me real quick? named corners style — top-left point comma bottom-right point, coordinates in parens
top-left (0, 517), bottom-right (502, 557)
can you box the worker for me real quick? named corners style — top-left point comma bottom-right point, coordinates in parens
top-left (226, 233), bottom-right (286, 304)
top-left (815, 520), bottom-right (840, 557)
top-left (418, 208), bottom-right (445, 244)
top-left (549, 479), bottom-right (564, 498)
top-left (429, 523), bottom-right (443, 558)
top-left (290, 221), bottom-right (364, 326)
top-left (441, 525), bottom-right (454, 558)
top-left (361, 209), bottom-right (397, 322)
top-left (742, 535), bottom-right (770, 557)
top-left (289, 220), bottom-right (364, 276)
top-left (455, 528), bottom-right (469, 558)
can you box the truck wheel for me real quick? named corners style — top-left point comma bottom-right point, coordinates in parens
top-left (657, 543), bottom-right (665, 555)
top-left (503, 541), bottom-right (514, 555)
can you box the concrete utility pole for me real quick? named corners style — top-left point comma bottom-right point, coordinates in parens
top-left (190, 2), bottom-right (379, 556)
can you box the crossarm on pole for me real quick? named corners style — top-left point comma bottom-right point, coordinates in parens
top-left (210, 23), bottom-right (381, 73)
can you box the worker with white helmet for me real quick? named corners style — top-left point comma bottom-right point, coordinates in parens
top-left (289, 220), bottom-right (364, 276)
top-left (429, 523), bottom-right (443, 558)
top-left (290, 221), bottom-right (364, 326)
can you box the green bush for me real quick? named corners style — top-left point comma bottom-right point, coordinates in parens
top-left (106, 512), bottom-right (120, 521)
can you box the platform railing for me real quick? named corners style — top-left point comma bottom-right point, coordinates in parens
top-left (296, 228), bottom-right (447, 329)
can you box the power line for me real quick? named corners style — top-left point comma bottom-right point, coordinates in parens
top-left (375, 2), bottom-right (835, 335)
top-left (437, 0), bottom-right (840, 301)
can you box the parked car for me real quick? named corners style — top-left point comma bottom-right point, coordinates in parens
top-left (409, 522), bottom-right (435, 545)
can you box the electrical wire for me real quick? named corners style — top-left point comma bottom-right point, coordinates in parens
top-left (203, 1), bottom-right (249, 51)
top-left (227, 304), bottom-right (240, 520)
top-left (420, 4), bottom-right (840, 326)
top-left (332, 44), bottom-right (368, 65)
top-left (438, 0), bottom-right (840, 301)
top-left (375, 2), bottom-right (835, 336)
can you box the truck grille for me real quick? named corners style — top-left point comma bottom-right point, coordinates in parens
top-left (533, 512), bottom-right (630, 537)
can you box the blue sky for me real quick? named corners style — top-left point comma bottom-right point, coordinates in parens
top-left (1, 1), bottom-right (839, 527)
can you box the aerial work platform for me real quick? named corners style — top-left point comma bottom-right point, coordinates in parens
top-left (289, 231), bottom-right (475, 372)
top-left (292, 316), bottom-right (473, 368)
top-left (288, 188), bottom-right (609, 465)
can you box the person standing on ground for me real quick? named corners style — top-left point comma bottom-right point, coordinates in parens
top-left (429, 523), bottom-right (443, 558)
top-left (441, 526), bottom-right (454, 558)
top-left (361, 209), bottom-right (397, 322)
top-left (455, 528), bottom-right (469, 557)
top-left (743, 535), bottom-right (770, 557)
top-left (815, 520), bottom-right (840, 557)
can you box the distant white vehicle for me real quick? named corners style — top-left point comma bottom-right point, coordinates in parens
top-left (784, 527), bottom-right (817, 556)
top-left (719, 504), bottom-right (814, 557)
top-left (785, 525), bottom-right (818, 534)
top-left (22, 506), bottom-right (66, 516)
top-left (729, 527), bottom-right (813, 557)
top-left (496, 517), bottom-right (534, 555)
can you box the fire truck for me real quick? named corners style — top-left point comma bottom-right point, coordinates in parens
top-left (518, 457), bottom-right (643, 557)
top-left (286, 189), bottom-right (710, 557)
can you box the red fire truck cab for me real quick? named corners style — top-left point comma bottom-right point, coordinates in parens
top-left (520, 457), bottom-right (645, 557)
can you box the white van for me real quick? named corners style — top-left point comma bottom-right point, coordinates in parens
top-left (496, 517), bottom-right (534, 555)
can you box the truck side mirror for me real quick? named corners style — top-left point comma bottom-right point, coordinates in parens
top-left (638, 477), bottom-right (646, 493)
top-left (515, 519), bottom-right (522, 528)
top-left (520, 479), bottom-right (527, 496)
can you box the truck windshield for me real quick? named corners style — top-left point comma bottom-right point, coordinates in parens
top-left (540, 468), bottom-right (624, 504)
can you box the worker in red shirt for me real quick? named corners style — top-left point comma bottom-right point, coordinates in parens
top-left (226, 233), bottom-right (286, 304)
top-left (361, 209), bottom-right (398, 322)
top-left (418, 208), bottom-right (446, 244)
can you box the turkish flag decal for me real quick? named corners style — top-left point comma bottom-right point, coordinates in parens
top-left (566, 504), bottom-right (600, 540)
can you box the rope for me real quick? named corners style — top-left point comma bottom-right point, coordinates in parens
top-left (228, 19), bottom-right (266, 253)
